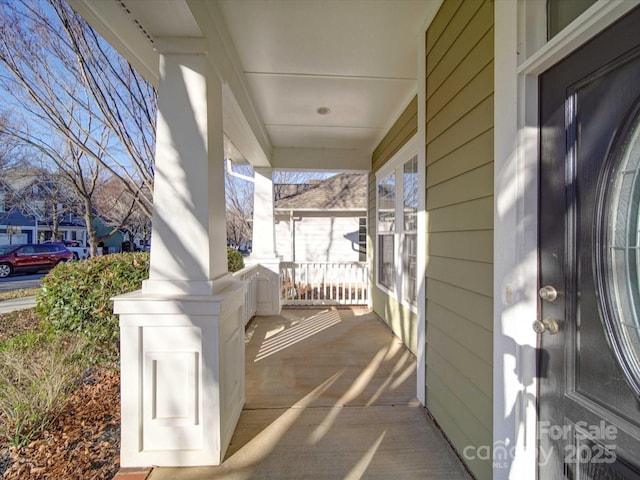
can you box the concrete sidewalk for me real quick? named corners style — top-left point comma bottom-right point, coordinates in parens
top-left (143, 308), bottom-right (471, 480)
top-left (0, 296), bottom-right (37, 314)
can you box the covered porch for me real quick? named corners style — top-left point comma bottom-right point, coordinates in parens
top-left (61, 0), bottom-right (640, 478)
top-left (147, 307), bottom-right (470, 479)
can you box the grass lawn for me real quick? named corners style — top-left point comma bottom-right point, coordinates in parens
top-left (0, 288), bottom-right (41, 302)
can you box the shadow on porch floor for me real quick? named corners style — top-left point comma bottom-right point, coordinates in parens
top-left (146, 308), bottom-right (471, 479)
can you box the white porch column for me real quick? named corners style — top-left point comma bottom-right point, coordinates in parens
top-left (248, 167), bottom-right (281, 314)
top-left (113, 39), bottom-right (246, 468)
top-left (251, 167), bottom-right (277, 259)
top-left (143, 39), bottom-right (227, 296)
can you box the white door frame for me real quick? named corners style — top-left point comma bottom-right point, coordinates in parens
top-left (493, 1), bottom-right (639, 478)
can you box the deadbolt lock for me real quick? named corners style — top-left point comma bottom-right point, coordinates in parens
top-left (539, 285), bottom-right (558, 302)
top-left (532, 317), bottom-right (560, 335)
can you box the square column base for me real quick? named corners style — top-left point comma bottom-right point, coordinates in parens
top-left (112, 279), bottom-right (247, 467)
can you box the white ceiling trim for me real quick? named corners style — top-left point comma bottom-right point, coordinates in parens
top-left (243, 72), bottom-right (417, 81)
top-left (272, 147), bottom-right (371, 171)
top-left (66, 0), bottom-right (159, 85)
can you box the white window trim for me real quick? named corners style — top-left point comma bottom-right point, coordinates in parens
top-left (375, 134), bottom-right (419, 313)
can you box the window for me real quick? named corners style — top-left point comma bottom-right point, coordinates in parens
top-left (358, 218), bottom-right (367, 262)
top-left (403, 157), bottom-right (418, 304)
top-left (377, 172), bottom-right (395, 289)
top-left (376, 138), bottom-right (420, 308)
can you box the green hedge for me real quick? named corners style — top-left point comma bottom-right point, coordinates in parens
top-left (36, 249), bottom-right (245, 358)
top-left (36, 252), bottom-right (150, 358)
top-left (227, 246), bottom-right (245, 273)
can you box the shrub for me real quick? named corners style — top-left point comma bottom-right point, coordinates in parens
top-left (227, 247), bottom-right (245, 272)
top-left (36, 252), bottom-right (150, 358)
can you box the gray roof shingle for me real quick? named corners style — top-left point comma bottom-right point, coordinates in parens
top-left (275, 173), bottom-right (367, 210)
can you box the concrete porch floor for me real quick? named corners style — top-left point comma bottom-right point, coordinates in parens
top-left (147, 308), bottom-right (472, 480)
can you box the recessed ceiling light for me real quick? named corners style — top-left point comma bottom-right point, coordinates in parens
top-left (316, 106), bottom-right (331, 115)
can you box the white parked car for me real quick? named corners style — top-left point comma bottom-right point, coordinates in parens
top-left (44, 240), bottom-right (90, 260)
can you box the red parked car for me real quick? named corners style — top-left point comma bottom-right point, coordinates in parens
top-left (0, 243), bottom-right (74, 278)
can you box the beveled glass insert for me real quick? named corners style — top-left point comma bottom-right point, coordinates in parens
top-left (598, 104), bottom-right (640, 399)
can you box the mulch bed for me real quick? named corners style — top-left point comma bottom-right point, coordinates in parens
top-left (0, 365), bottom-right (121, 480)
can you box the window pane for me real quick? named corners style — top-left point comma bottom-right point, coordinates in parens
top-left (547, 0), bottom-right (596, 39)
top-left (600, 107), bottom-right (640, 395)
top-left (378, 173), bottom-right (395, 232)
top-left (378, 234), bottom-right (394, 290)
top-left (358, 218), bottom-right (367, 262)
top-left (403, 234), bottom-right (417, 304)
top-left (403, 156), bottom-right (418, 232)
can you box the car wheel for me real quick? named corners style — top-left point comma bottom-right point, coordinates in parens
top-left (0, 263), bottom-right (12, 278)
top-left (72, 252), bottom-right (79, 261)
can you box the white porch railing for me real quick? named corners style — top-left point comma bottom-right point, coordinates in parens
top-left (280, 261), bottom-right (369, 306)
top-left (232, 263), bottom-right (260, 324)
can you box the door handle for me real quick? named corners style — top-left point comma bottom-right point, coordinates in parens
top-left (533, 317), bottom-right (560, 335)
top-left (539, 285), bottom-right (558, 301)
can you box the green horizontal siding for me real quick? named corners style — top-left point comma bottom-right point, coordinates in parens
top-left (428, 196), bottom-right (493, 232)
top-left (424, 1), bottom-right (494, 479)
top-left (427, 129), bottom-right (493, 186)
top-left (428, 230), bottom-right (493, 263)
top-left (426, 278), bottom-right (493, 331)
top-left (372, 96), bottom-right (418, 173)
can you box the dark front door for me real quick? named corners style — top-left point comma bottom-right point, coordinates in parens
top-left (539, 8), bottom-right (640, 479)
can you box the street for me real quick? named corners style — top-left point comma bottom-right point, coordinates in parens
top-left (0, 273), bottom-right (45, 292)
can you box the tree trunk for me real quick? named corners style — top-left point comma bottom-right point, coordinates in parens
top-left (83, 197), bottom-right (99, 257)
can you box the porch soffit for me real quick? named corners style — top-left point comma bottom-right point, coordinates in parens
top-left (67, 0), bottom-right (439, 170)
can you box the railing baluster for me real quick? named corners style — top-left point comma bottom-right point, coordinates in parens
top-left (312, 263), bottom-right (316, 302)
top-left (347, 264), bottom-right (352, 304)
top-left (279, 261), bottom-right (369, 307)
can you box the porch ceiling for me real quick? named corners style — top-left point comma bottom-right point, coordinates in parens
top-left (67, 0), bottom-right (437, 169)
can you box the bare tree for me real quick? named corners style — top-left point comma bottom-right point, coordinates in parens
top-left (15, 133), bottom-right (106, 256)
top-left (0, 0), bottom-right (155, 222)
top-left (225, 164), bottom-right (253, 250)
top-left (94, 175), bottom-right (151, 249)
top-left (0, 114), bottom-right (30, 171)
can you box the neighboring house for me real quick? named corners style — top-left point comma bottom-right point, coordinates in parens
top-left (93, 218), bottom-right (125, 253)
top-left (72, 1), bottom-right (640, 479)
top-left (0, 208), bottom-right (36, 245)
top-left (274, 173), bottom-right (367, 263)
top-left (0, 170), bottom-right (88, 246)
top-left (0, 169), bottom-right (119, 249)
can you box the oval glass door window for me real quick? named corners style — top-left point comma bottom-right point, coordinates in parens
top-left (597, 101), bottom-right (640, 399)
